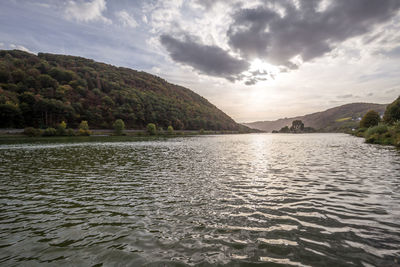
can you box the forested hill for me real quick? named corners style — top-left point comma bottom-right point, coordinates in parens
top-left (243, 102), bottom-right (387, 132)
top-left (0, 50), bottom-right (240, 130)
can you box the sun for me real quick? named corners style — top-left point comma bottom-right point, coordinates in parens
top-left (249, 59), bottom-right (280, 78)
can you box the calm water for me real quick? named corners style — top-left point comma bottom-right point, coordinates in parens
top-left (0, 133), bottom-right (400, 266)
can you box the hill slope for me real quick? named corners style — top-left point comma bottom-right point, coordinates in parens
top-left (243, 103), bottom-right (387, 132)
top-left (0, 50), bottom-right (240, 130)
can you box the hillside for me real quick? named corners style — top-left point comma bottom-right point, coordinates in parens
top-left (243, 103), bottom-right (387, 132)
top-left (0, 50), bottom-right (241, 130)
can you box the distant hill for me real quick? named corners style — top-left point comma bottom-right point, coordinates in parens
top-left (0, 50), bottom-right (243, 130)
top-left (243, 103), bottom-right (387, 132)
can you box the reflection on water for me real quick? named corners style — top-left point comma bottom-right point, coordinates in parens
top-left (0, 133), bottom-right (399, 266)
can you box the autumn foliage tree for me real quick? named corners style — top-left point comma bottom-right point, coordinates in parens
top-left (0, 50), bottom-right (239, 131)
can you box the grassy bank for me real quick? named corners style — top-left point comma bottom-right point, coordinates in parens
top-left (352, 122), bottom-right (400, 147)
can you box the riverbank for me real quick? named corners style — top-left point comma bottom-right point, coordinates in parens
top-left (352, 123), bottom-right (400, 147)
top-left (0, 129), bottom-right (258, 145)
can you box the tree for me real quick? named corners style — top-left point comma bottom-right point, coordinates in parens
top-left (43, 127), bottom-right (57, 136)
top-left (78, 120), bottom-right (90, 135)
top-left (0, 103), bottom-right (23, 128)
top-left (146, 123), bottom-right (157, 135)
top-left (167, 125), bottom-right (174, 135)
top-left (360, 110), bottom-right (380, 128)
top-left (79, 120), bottom-right (89, 130)
top-left (383, 96), bottom-right (400, 124)
top-left (290, 120), bottom-right (304, 132)
top-left (279, 126), bottom-right (290, 133)
top-left (56, 121), bottom-right (67, 135)
top-left (113, 119), bottom-right (125, 135)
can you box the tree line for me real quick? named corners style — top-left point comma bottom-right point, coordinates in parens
top-left (0, 50), bottom-right (239, 131)
top-left (272, 120), bottom-right (316, 133)
top-left (354, 95), bottom-right (400, 146)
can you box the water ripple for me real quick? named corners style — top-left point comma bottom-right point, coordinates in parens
top-left (0, 133), bottom-right (400, 266)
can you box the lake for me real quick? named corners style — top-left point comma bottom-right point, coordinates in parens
top-left (0, 133), bottom-right (399, 266)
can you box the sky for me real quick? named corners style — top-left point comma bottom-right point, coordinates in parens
top-left (0, 0), bottom-right (400, 122)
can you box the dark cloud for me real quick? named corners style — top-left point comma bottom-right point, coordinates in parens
top-left (161, 0), bottom-right (400, 84)
top-left (160, 34), bottom-right (249, 80)
top-left (243, 70), bottom-right (270, 85)
top-left (337, 94), bottom-right (354, 99)
top-left (227, 0), bottom-right (400, 66)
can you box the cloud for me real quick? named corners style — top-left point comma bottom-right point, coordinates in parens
top-left (192, 0), bottom-right (228, 10)
top-left (160, 34), bottom-right (249, 80)
top-left (385, 88), bottom-right (399, 94)
top-left (154, 0), bottom-right (400, 85)
top-left (227, 0), bottom-right (400, 67)
top-left (337, 94), bottom-right (354, 99)
top-left (65, 0), bottom-right (111, 24)
top-left (9, 44), bottom-right (34, 54)
top-left (116, 10), bottom-right (138, 28)
top-left (382, 46), bottom-right (400, 58)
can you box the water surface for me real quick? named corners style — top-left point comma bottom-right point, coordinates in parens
top-left (0, 133), bottom-right (399, 266)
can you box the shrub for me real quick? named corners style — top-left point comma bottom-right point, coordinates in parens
top-left (146, 123), bottom-right (157, 135)
top-left (66, 128), bottom-right (75, 136)
top-left (78, 120), bottom-right (91, 136)
top-left (366, 133), bottom-right (379, 144)
top-left (113, 119), bottom-right (125, 135)
top-left (79, 120), bottom-right (89, 130)
top-left (167, 125), bottom-right (174, 135)
top-left (56, 121), bottom-right (67, 136)
top-left (393, 121), bottom-right (400, 133)
top-left (355, 132), bottom-right (364, 137)
top-left (383, 95), bottom-right (400, 124)
top-left (360, 110), bottom-right (380, 128)
top-left (78, 128), bottom-right (90, 136)
top-left (23, 127), bottom-right (42, 137)
top-left (43, 127), bottom-right (57, 136)
top-left (395, 135), bottom-right (400, 147)
top-left (365, 124), bottom-right (388, 138)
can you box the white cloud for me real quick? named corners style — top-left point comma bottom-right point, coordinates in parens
top-left (65, 0), bottom-right (111, 24)
top-left (116, 10), bottom-right (138, 28)
top-left (142, 14), bottom-right (148, 24)
top-left (9, 44), bottom-right (34, 54)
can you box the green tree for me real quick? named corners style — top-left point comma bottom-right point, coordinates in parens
top-left (290, 120), bottom-right (304, 132)
top-left (146, 123), bottom-right (157, 135)
top-left (279, 126), bottom-right (290, 133)
top-left (167, 125), bottom-right (174, 135)
top-left (56, 121), bottom-right (67, 136)
top-left (78, 120), bottom-right (90, 136)
top-left (113, 119), bottom-right (125, 135)
top-left (79, 120), bottom-right (89, 130)
top-left (0, 103), bottom-right (23, 128)
top-left (23, 127), bottom-right (42, 137)
top-left (360, 110), bottom-right (380, 128)
top-left (43, 127), bottom-right (57, 136)
top-left (383, 96), bottom-right (400, 124)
